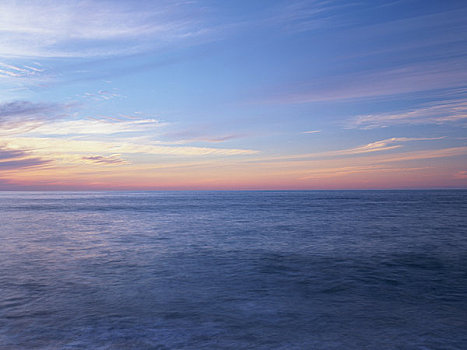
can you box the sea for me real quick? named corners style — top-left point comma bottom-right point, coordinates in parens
top-left (0, 190), bottom-right (466, 349)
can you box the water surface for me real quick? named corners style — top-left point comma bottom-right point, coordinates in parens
top-left (1, 191), bottom-right (466, 349)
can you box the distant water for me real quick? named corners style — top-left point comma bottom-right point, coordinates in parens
top-left (1, 191), bottom-right (466, 350)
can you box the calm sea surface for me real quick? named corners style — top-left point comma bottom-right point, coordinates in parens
top-left (0, 191), bottom-right (466, 349)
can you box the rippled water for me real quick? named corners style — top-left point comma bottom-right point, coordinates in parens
top-left (1, 191), bottom-right (466, 349)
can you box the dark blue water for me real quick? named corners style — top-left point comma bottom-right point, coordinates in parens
top-left (1, 191), bottom-right (466, 349)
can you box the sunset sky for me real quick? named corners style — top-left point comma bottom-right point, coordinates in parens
top-left (0, 0), bottom-right (466, 190)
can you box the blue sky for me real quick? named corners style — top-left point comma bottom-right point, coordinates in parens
top-left (0, 0), bottom-right (466, 189)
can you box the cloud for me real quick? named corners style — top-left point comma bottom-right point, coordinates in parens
top-left (332, 137), bottom-right (446, 157)
top-left (348, 98), bottom-right (467, 129)
top-left (3, 137), bottom-right (258, 157)
top-left (29, 118), bottom-right (161, 136)
top-left (0, 62), bottom-right (44, 79)
top-left (263, 58), bottom-right (467, 104)
top-left (0, 100), bottom-right (255, 159)
top-left (0, 145), bottom-right (50, 171)
top-left (0, 101), bottom-right (160, 138)
top-left (299, 165), bottom-right (430, 180)
top-left (81, 90), bottom-right (121, 101)
top-left (374, 146), bottom-right (467, 164)
top-left (328, 139), bottom-right (402, 156)
top-left (266, 0), bottom-right (411, 36)
top-left (81, 154), bottom-right (127, 165)
top-left (0, 100), bottom-right (70, 135)
top-left (254, 137), bottom-right (443, 162)
top-left (255, 3), bottom-right (467, 105)
top-left (0, 157), bottom-right (49, 170)
top-left (253, 146), bottom-right (467, 172)
top-left (309, 137), bottom-right (444, 158)
top-left (0, 147), bottom-right (26, 160)
top-left (268, 0), bottom-right (349, 33)
top-left (454, 170), bottom-right (467, 179)
top-left (162, 128), bottom-right (245, 143)
top-left (0, 0), bottom-right (209, 58)
top-left (302, 130), bottom-right (320, 134)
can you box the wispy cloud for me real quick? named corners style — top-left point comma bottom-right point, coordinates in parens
top-left (256, 4), bottom-right (467, 104)
top-left (0, 0), bottom-right (208, 58)
top-left (162, 127), bottom-right (245, 144)
top-left (262, 58), bottom-right (467, 104)
top-left (302, 130), bottom-right (321, 134)
top-left (0, 100), bottom-right (164, 137)
top-left (454, 170), bottom-right (467, 179)
top-left (0, 145), bottom-right (49, 171)
top-left (373, 146), bottom-right (467, 164)
top-left (29, 118), bottom-right (161, 136)
top-left (3, 137), bottom-right (258, 158)
top-left (0, 99), bottom-right (257, 161)
top-left (81, 154), bottom-right (127, 165)
top-left (327, 138), bottom-right (402, 156)
top-left (322, 137), bottom-right (445, 157)
top-left (81, 90), bottom-right (121, 101)
top-left (253, 137), bottom-right (443, 162)
top-left (0, 100), bottom-right (71, 135)
top-left (0, 62), bottom-right (44, 79)
top-left (268, 0), bottom-right (352, 33)
top-left (0, 147), bottom-right (26, 160)
top-left (299, 165), bottom-right (430, 180)
top-left (0, 157), bottom-right (49, 170)
top-left (250, 146), bottom-right (467, 171)
top-left (348, 98), bottom-right (467, 129)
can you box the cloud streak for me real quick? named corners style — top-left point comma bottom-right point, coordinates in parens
top-left (0, 157), bottom-right (49, 170)
top-left (263, 58), bottom-right (467, 104)
top-left (3, 137), bottom-right (258, 157)
top-left (349, 98), bottom-right (467, 129)
top-left (0, 100), bottom-right (71, 135)
top-left (81, 90), bottom-right (121, 101)
top-left (268, 0), bottom-right (353, 33)
top-left (0, 101), bottom-right (162, 138)
top-left (81, 154), bottom-right (127, 165)
top-left (0, 147), bottom-right (26, 160)
top-left (0, 145), bottom-right (50, 171)
top-left (0, 62), bottom-right (44, 79)
top-left (162, 127), bottom-right (245, 144)
top-left (252, 137), bottom-right (444, 162)
top-left (29, 118), bottom-right (162, 136)
top-left (299, 165), bottom-right (430, 180)
top-left (0, 0), bottom-right (208, 58)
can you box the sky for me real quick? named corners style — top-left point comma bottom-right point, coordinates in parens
top-left (0, 0), bottom-right (466, 190)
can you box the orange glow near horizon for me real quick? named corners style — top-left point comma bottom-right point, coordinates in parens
top-left (3, 146), bottom-right (466, 190)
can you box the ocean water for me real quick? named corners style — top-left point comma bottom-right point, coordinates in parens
top-left (0, 191), bottom-right (466, 350)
